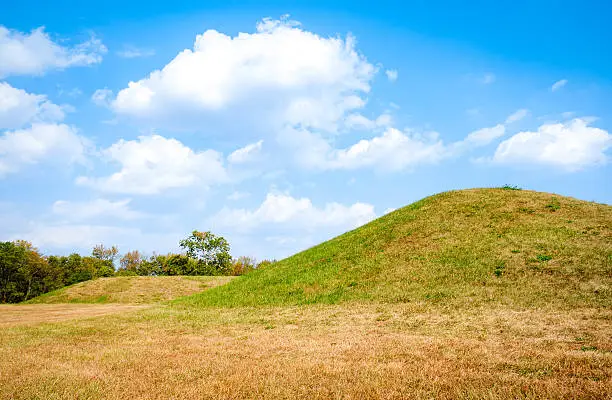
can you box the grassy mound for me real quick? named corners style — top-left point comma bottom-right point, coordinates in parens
top-left (181, 188), bottom-right (611, 308)
top-left (27, 276), bottom-right (234, 304)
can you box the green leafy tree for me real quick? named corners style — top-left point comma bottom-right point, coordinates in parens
top-left (118, 250), bottom-right (143, 275)
top-left (179, 231), bottom-right (232, 275)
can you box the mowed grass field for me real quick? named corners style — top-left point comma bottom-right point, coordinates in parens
top-left (1, 189), bottom-right (610, 399)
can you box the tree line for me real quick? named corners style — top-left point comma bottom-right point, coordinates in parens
top-left (0, 230), bottom-right (272, 303)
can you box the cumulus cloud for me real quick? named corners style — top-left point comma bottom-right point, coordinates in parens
top-left (211, 192), bottom-right (376, 232)
top-left (52, 198), bottom-right (144, 221)
top-left (385, 69), bottom-right (398, 82)
top-left (551, 79), bottom-right (568, 92)
top-left (76, 134), bottom-right (227, 194)
top-left (492, 118), bottom-right (611, 170)
top-left (327, 128), bottom-right (447, 171)
top-left (228, 140), bottom-right (263, 163)
top-left (0, 123), bottom-right (89, 177)
top-left (111, 16), bottom-right (375, 133)
top-left (0, 82), bottom-right (65, 129)
top-left (0, 26), bottom-right (106, 77)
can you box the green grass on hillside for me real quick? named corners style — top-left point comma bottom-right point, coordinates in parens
top-left (180, 189), bottom-right (611, 308)
top-left (27, 276), bottom-right (234, 304)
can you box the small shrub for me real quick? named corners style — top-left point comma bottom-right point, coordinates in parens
top-left (256, 259), bottom-right (276, 269)
top-left (536, 254), bottom-right (552, 262)
top-left (230, 256), bottom-right (257, 276)
top-left (545, 198), bottom-right (561, 212)
top-left (494, 262), bottom-right (506, 277)
top-left (501, 185), bottom-right (521, 190)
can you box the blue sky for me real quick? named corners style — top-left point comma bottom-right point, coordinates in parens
top-left (1, 0), bottom-right (611, 260)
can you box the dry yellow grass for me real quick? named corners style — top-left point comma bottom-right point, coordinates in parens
top-left (0, 303), bottom-right (610, 399)
top-left (0, 304), bottom-right (147, 327)
top-left (27, 275), bottom-right (235, 304)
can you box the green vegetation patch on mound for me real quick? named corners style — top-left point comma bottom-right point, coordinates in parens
top-left (28, 276), bottom-right (234, 304)
top-left (179, 189), bottom-right (611, 308)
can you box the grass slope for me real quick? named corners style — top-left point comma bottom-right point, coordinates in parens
top-left (182, 188), bottom-right (611, 308)
top-left (28, 276), bottom-right (234, 304)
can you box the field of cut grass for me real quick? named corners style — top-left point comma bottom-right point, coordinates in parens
top-left (1, 302), bottom-right (610, 399)
top-left (1, 189), bottom-right (610, 399)
top-left (27, 275), bottom-right (234, 304)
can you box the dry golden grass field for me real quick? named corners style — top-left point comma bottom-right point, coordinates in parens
top-left (1, 189), bottom-right (610, 399)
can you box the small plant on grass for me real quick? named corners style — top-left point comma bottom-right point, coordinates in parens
top-left (545, 198), bottom-right (561, 212)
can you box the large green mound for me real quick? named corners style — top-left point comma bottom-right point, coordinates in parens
top-left (181, 188), bottom-right (611, 308)
top-left (28, 276), bottom-right (234, 304)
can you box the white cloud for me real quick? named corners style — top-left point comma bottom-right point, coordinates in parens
top-left (481, 73), bottom-right (495, 84)
top-left (0, 82), bottom-right (65, 129)
top-left (0, 26), bottom-right (106, 77)
top-left (52, 198), bottom-right (143, 221)
top-left (228, 140), bottom-right (263, 163)
top-left (76, 134), bottom-right (227, 194)
top-left (116, 46), bottom-right (155, 59)
top-left (505, 109), bottom-right (529, 124)
top-left (211, 192), bottom-right (376, 232)
top-left (551, 79), bottom-right (568, 92)
top-left (344, 112), bottom-right (392, 130)
top-left (383, 207), bottom-right (396, 214)
top-left (227, 191), bottom-right (250, 201)
top-left (13, 224), bottom-right (138, 249)
top-left (0, 123), bottom-right (88, 177)
top-left (91, 88), bottom-right (113, 107)
top-left (328, 128), bottom-right (446, 171)
top-left (385, 69), bottom-right (398, 82)
top-left (111, 17), bottom-right (375, 133)
top-left (462, 124), bottom-right (506, 146)
top-left (493, 118), bottom-right (611, 170)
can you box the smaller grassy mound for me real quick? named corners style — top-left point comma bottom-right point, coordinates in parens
top-left (27, 276), bottom-right (234, 304)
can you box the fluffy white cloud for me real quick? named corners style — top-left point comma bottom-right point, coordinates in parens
top-left (228, 140), bottom-right (263, 163)
top-left (77, 135), bottom-right (227, 194)
top-left (0, 123), bottom-right (88, 176)
top-left (385, 69), bottom-right (398, 82)
top-left (328, 128), bottom-right (447, 171)
top-left (551, 79), bottom-right (568, 92)
top-left (0, 26), bottom-right (106, 77)
top-left (505, 109), bottom-right (529, 124)
top-left (111, 17), bottom-right (375, 133)
top-left (0, 82), bottom-right (65, 129)
top-left (493, 118), bottom-right (611, 170)
top-left (211, 192), bottom-right (376, 232)
top-left (52, 198), bottom-right (143, 221)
